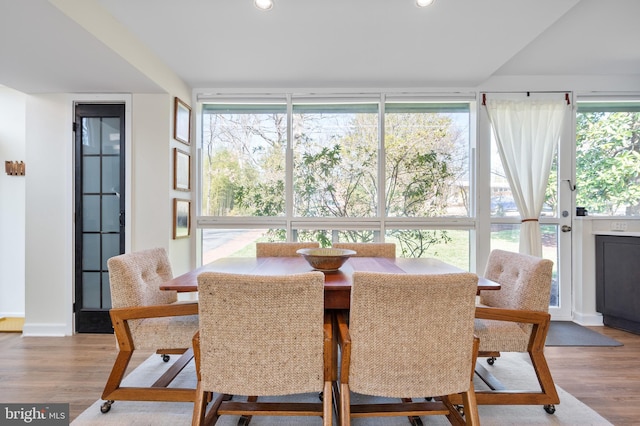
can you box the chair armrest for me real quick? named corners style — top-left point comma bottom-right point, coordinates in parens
top-left (109, 302), bottom-right (199, 352)
top-left (475, 306), bottom-right (550, 325)
top-left (110, 302), bottom-right (199, 322)
top-left (476, 306), bottom-right (551, 352)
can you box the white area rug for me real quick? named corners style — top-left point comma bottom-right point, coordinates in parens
top-left (73, 353), bottom-right (612, 425)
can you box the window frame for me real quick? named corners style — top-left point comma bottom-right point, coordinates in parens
top-left (196, 92), bottom-right (478, 265)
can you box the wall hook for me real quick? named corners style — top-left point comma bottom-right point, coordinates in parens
top-left (5, 161), bottom-right (26, 176)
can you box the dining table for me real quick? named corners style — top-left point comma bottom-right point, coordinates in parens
top-left (160, 256), bottom-right (500, 310)
top-left (162, 255), bottom-right (501, 414)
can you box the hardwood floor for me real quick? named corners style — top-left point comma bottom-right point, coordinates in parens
top-left (1, 325), bottom-right (639, 424)
top-left (545, 326), bottom-right (640, 426)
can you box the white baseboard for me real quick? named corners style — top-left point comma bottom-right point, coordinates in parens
top-left (572, 312), bottom-right (604, 326)
top-left (22, 322), bottom-right (70, 336)
top-left (0, 311), bottom-right (25, 318)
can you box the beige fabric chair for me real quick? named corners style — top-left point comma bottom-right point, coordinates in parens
top-left (101, 248), bottom-right (199, 413)
top-left (255, 241), bottom-right (320, 257)
top-left (337, 272), bottom-right (480, 426)
top-left (331, 242), bottom-right (396, 258)
top-left (459, 249), bottom-right (559, 414)
top-left (193, 271), bottom-right (333, 426)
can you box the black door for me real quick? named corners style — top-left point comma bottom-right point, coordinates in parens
top-left (74, 103), bottom-right (125, 333)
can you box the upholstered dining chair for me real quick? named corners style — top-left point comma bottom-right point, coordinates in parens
top-left (456, 249), bottom-right (560, 414)
top-left (255, 241), bottom-right (320, 257)
top-left (101, 248), bottom-right (199, 413)
top-left (192, 271), bottom-right (333, 426)
top-left (337, 271), bottom-right (480, 426)
top-left (331, 242), bottom-right (396, 258)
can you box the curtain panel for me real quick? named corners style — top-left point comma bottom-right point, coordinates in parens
top-left (485, 98), bottom-right (568, 256)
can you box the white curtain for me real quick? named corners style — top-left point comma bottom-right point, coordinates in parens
top-left (485, 98), bottom-right (568, 256)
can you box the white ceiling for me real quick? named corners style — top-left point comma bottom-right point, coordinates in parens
top-left (1, 0), bottom-right (639, 94)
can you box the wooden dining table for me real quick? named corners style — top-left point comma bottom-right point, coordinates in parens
top-left (160, 256), bottom-right (500, 310)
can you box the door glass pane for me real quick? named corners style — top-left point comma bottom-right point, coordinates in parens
top-left (82, 195), bottom-right (100, 232)
top-left (82, 272), bottom-right (101, 309)
top-left (102, 272), bottom-right (112, 309)
top-left (102, 195), bottom-right (120, 232)
top-left (490, 223), bottom-right (559, 307)
top-left (83, 234), bottom-right (100, 270)
top-left (82, 118), bottom-right (101, 155)
top-left (102, 156), bottom-right (120, 193)
top-left (83, 156), bottom-right (100, 193)
top-left (101, 117), bottom-right (121, 154)
top-left (102, 234), bottom-right (120, 270)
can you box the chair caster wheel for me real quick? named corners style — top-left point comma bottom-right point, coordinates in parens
top-left (318, 391), bottom-right (323, 401)
top-left (487, 357), bottom-right (496, 365)
top-left (456, 404), bottom-right (465, 416)
top-left (100, 400), bottom-right (113, 413)
top-left (238, 415), bottom-right (251, 426)
top-left (544, 404), bottom-right (556, 414)
top-left (161, 354), bottom-right (170, 362)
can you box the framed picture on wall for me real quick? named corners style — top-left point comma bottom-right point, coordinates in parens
top-left (173, 198), bottom-right (190, 239)
top-left (174, 97), bottom-right (191, 145)
top-left (173, 147), bottom-right (191, 191)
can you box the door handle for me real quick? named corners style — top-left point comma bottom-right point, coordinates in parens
top-left (561, 225), bottom-right (572, 232)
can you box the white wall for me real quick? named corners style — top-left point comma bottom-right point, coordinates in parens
top-left (0, 87), bottom-right (26, 318)
top-left (131, 94), bottom-right (193, 276)
top-left (23, 94), bottom-right (72, 335)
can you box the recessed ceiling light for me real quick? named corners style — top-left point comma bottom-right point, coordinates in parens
top-left (255, 0), bottom-right (274, 11)
top-left (416, 0), bottom-right (435, 7)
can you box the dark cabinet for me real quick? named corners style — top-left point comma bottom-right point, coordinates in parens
top-left (596, 235), bottom-right (640, 334)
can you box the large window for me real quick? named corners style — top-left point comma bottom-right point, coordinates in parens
top-left (292, 102), bottom-right (379, 218)
top-left (199, 95), bottom-right (473, 265)
top-left (201, 103), bottom-right (287, 217)
top-left (576, 101), bottom-right (640, 216)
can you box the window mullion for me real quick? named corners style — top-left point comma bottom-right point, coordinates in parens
top-left (378, 94), bottom-right (386, 239)
top-left (286, 94), bottom-right (294, 239)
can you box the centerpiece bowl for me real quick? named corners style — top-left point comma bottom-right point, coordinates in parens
top-left (296, 248), bottom-right (357, 272)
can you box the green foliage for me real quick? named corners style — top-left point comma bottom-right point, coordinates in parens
top-left (391, 229), bottom-right (453, 258)
top-left (203, 109), bottom-right (467, 256)
top-left (576, 112), bottom-right (640, 215)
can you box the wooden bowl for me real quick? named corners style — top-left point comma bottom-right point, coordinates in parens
top-left (296, 248), bottom-right (356, 272)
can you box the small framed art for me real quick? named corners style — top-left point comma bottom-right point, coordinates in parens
top-left (173, 198), bottom-right (191, 239)
top-left (173, 147), bottom-right (191, 191)
top-left (174, 97), bottom-right (191, 145)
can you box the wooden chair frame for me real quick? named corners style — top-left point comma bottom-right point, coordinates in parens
top-left (336, 311), bottom-right (480, 426)
top-left (191, 312), bottom-right (334, 426)
top-left (449, 306), bottom-right (560, 411)
top-left (101, 302), bottom-right (199, 411)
